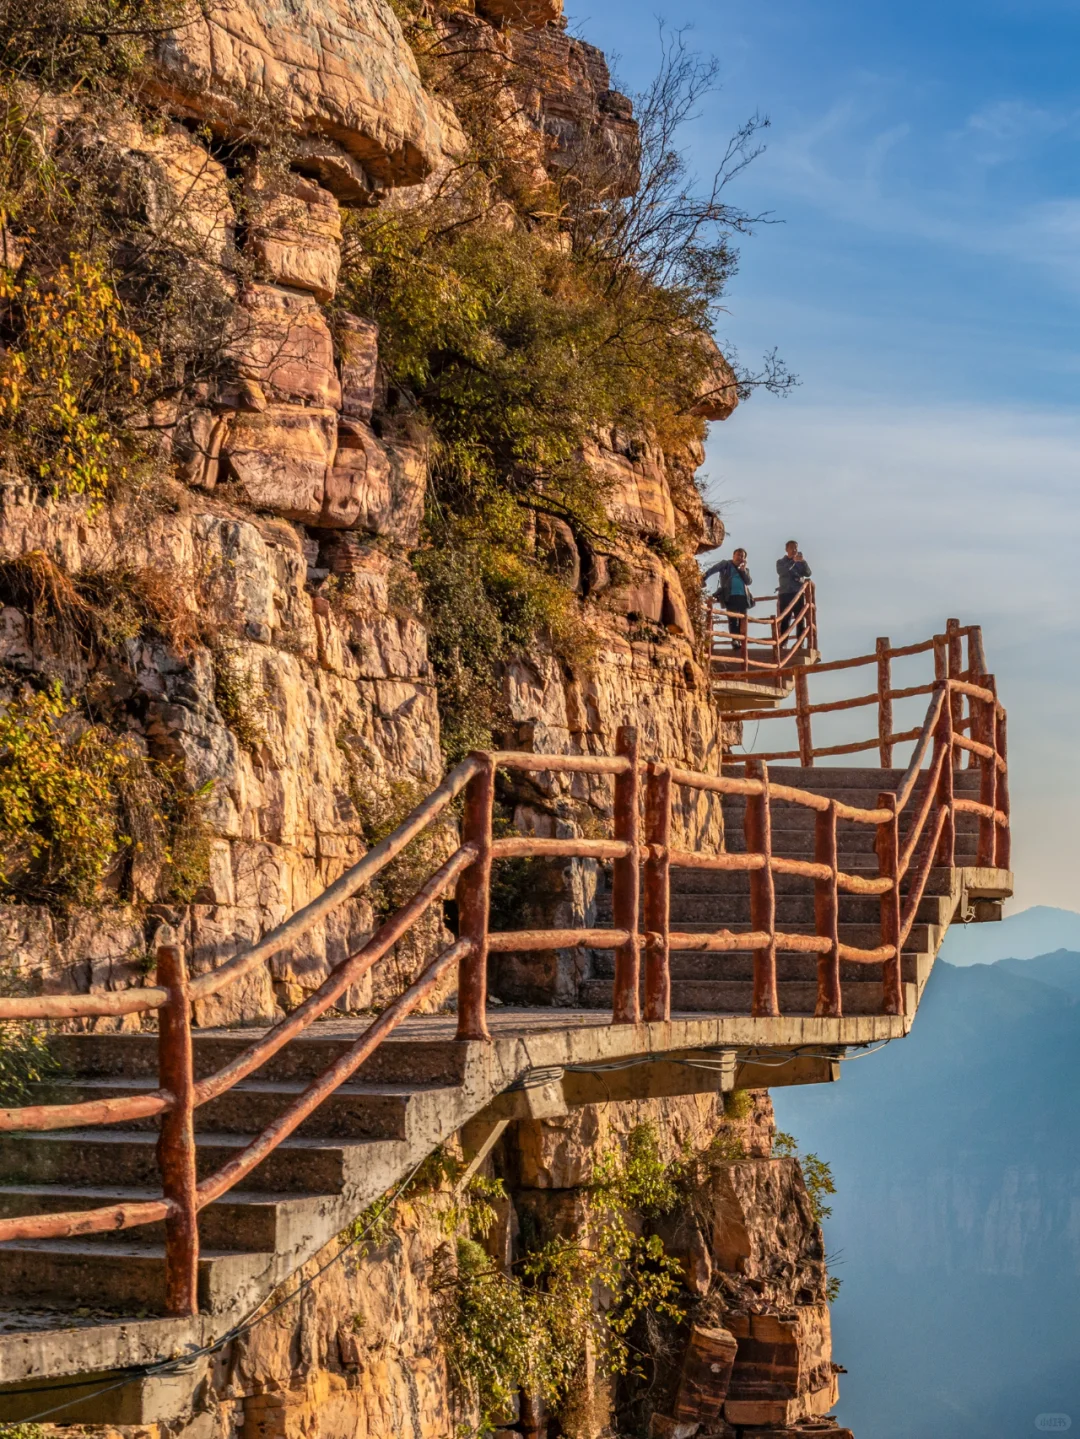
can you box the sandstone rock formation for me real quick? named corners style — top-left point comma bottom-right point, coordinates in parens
top-left (0, 0), bottom-right (729, 1021)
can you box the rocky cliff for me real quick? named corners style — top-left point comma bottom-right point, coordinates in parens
top-left (25, 1093), bottom-right (850, 1439)
top-left (0, 0), bottom-right (735, 1021)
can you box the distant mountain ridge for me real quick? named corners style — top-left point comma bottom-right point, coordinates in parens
top-left (773, 936), bottom-right (1080, 1439)
top-left (939, 903), bottom-right (1080, 964)
top-left (997, 947), bottom-right (1080, 997)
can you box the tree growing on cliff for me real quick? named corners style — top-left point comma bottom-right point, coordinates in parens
top-left (341, 25), bottom-right (792, 757)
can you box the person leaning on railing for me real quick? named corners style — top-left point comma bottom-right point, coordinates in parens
top-left (703, 548), bottom-right (754, 651)
top-left (776, 540), bottom-right (812, 639)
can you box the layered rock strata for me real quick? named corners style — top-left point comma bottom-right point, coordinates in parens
top-left (0, 0), bottom-right (730, 1021)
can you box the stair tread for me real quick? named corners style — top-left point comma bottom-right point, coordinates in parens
top-left (9, 1128), bottom-right (382, 1150)
top-left (0, 1182), bottom-right (323, 1204)
top-left (37, 1077), bottom-right (451, 1098)
top-left (0, 1239), bottom-right (269, 1260)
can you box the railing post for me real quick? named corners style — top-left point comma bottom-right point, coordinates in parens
top-left (740, 612), bottom-right (749, 671)
top-left (877, 795), bottom-right (903, 1016)
top-left (947, 619), bottom-right (964, 769)
top-left (456, 753), bottom-right (495, 1042)
top-left (808, 582), bottom-right (818, 653)
top-left (933, 632), bottom-right (947, 684)
top-left (745, 759), bottom-right (779, 1018)
top-left (967, 625), bottom-right (987, 680)
top-left (935, 697), bottom-right (956, 868)
top-left (991, 677), bottom-right (1010, 871)
top-left (814, 802), bottom-right (841, 1018)
top-left (876, 637), bottom-right (893, 768)
top-left (643, 762), bottom-right (672, 1022)
top-left (611, 726), bottom-right (641, 1025)
top-left (795, 669), bottom-right (813, 767)
top-left (976, 689), bottom-right (997, 868)
top-left (157, 944), bottom-right (199, 1318)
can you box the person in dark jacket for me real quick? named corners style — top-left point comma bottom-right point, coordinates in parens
top-left (776, 540), bottom-right (811, 638)
top-left (704, 549), bottom-right (753, 650)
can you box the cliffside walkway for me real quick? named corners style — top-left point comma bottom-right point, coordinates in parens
top-left (0, 617), bottom-right (1011, 1422)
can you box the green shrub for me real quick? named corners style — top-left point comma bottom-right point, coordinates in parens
top-left (0, 682), bottom-right (210, 907)
top-left (0, 954), bottom-right (56, 1106)
top-left (0, 682), bottom-right (139, 903)
top-left (0, 0), bottom-right (197, 88)
top-left (772, 1130), bottom-right (837, 1222)
top-left (438, 1123), bottom-right (686, 1434)
top-left (211, 641), bottom-right (268, 753)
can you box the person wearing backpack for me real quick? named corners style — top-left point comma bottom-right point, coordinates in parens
top-left (704, 548), bottom-right (754, 651)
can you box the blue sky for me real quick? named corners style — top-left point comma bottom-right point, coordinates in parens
top-left (572, 0), bottom-right (1080, 909)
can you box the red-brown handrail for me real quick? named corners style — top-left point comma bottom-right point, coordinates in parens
top-left (729, 619), bottom-right (996, 768)
top-left (707, 580), bottom-right (818, 677)
top-left (0, 624), bottom-right (1009, 1316)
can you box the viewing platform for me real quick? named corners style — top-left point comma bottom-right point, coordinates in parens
top-left (709, 581), bottom-right (821, 710)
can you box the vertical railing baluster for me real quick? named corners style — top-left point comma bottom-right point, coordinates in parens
top-left (977, 690), bottom-right (997, 868)
top-left (814, 801), bottom-right (841, 1017)
top-left (877, 796), bottom-right (903, 1016)
top-left (157, 944), bottom-right (199, 1318)
top-left (795, 669), bottom-right (813, 766)
top-left (809, 582), bottom-right (818, 653)
top-left (745, 759), bottom-right (779, 1018)
top-left (457, 753), bottom-right (495, 1042)
top-left (947, 618), bottom-right (964, 770)
top-left (741, 611), bottom-right (749, 671)
top-left (643, 762), bottom-right (672, 1022)
top-left (936, 697), bottom-right (956, 868)
top-left (611, 726), bottom-right (641, 1025)
top-left (876, 636), bottom-right (893, 768)
top-left (991, 677), bottom-right (1010, 871)
top-left (967, 624), bottom-right (987, 681)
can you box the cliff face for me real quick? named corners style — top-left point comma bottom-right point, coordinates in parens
top-left (49, 1094), bottom-right (848, 1439)
top-left (0, 0), bottom-right (731, 1021)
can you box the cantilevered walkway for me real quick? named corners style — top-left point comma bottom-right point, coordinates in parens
top-left (0, 616), bottom-right (1011, 1423)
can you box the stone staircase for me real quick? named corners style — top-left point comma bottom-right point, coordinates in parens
top-left (0, 1028), bottom-right (470, 1320)
top-left (583, 766), bottom-right (991, 1016)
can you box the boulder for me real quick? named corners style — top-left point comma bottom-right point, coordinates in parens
top-left (232, 285), bottom-right (342, 408)
top-left (223, 405), bottom-right (337, 523)
top-left (691, 336), bottom-right (740, 422)
top-left (671, 1325), bottom-right (738, 1424)
top-left (246, 171), bottom-right (343, 302)
top-left (725, 1305), bottom-right (833, 1401)
top-left (337, 313), bottom-right (380, 420)
top-left (476, 0), bottom-right (562, 25)
top-left (584, 436), bottom-right (677, 539)
top-left (152, 0), bottom-right (446, 189)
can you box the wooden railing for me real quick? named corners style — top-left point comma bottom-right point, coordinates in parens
top-left (707, 580), bottom-right (818, 678)
top-left (0, 623), bottom-right (1009, 1316)
top-left (727, 618), bottom-right (996, 768)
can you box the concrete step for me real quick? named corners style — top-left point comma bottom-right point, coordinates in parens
top-left (0, 1128), bottom-right (383, 1193)
top-left (668, 865), bottom-right (958, 897)
top-left (0, 1184), bottom-right (328, 1252)
top-left (590, 949), bottom-right (933, 987)
top-left (665, 893), bottom-right (951, 928)
top-left (578, 977), bottom-right (918, 1016)
top-left (30, 1078), bottom-right (457, 1142)
top-left (725, 828), bottom-right (978, 858)
top-left (0, 1238), bottom-right (272, 1315)
top-left (664, 920), bottom-right (938, 953)
top-left (47, 1031), bottom-right (467, 1086)
top-left (726, 766), bottom-right (984, 791)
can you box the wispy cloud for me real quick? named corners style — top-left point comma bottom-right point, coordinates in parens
top-left (705, 397), bottom-right (1080, 906)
